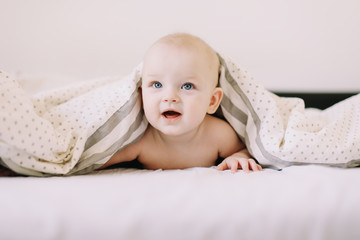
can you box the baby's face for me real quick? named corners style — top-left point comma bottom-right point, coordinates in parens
top-left (141, 43), bottom-right (219, 137)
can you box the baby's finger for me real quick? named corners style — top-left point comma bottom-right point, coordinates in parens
top-left (216, 160), bottom-right (229, 171)
top-left (230, 160), bottom-right (238, 173)
top-left (249, 159), bottom-right (261, 171)
top-left (239, 159), bottom-right (250, 173)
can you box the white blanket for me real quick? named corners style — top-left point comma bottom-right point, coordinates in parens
top-left (1, 55), bottom-right (359, 176)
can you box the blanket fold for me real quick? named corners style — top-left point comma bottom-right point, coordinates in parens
top-left (1, 56), bottom-right (359, 176)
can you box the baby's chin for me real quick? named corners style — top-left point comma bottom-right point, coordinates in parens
top-left (158, 126), bottom-right (203, 139)
top-left (157, 128), bottom-right (188, 137)
top-left (147, 122), bottom-right (192, 137)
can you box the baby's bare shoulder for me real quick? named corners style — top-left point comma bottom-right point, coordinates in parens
top-left (205, 115), bottom-right (236, 135)
top-left (205, 115), bottom-right (244, 156)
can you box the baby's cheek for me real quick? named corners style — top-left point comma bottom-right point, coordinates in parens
top-left (143, 103), bottom-right (156, 121)
top-left (142, 94), bottom-right (154, 110)
top-left (187, 103), bottom-right (208, 121)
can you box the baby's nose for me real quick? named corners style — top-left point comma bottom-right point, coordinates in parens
top-left (163, 90), bottom-right (179, 103)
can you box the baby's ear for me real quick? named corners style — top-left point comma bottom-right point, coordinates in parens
top-left (207, 87), bottom-right (223, 114)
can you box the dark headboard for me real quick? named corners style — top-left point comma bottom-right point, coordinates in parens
top-left (273, 92), bottom-right (359, 110)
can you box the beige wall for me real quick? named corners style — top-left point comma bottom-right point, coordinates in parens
top-left (1, 0), bottom-right (359, 91)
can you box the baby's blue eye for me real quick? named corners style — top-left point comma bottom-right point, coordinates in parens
top-left (152, 82), bottom-right (162, 88)
top-left (182, 83), bottom-right (194, 90)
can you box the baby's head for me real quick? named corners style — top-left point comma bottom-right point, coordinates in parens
top-left (143, 33), bottom-right (220, 87)
top-left (141, 33), bottom-right (223, 136)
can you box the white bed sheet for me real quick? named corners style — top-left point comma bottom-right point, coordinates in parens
top-left (1, 165), bottom-right (360, 240)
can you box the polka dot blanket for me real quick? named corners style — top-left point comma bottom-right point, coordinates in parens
top-left (1, 55), bottom-right (359, 176)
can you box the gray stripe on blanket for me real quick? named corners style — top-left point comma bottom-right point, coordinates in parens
top-left (69, 109), bottom-right (146, 175)
top-left (220, 94), bottom-right (248, 125)
top-left (84, 88), bottom-right (139, 151)
top-left (218, 55), bottom-right (288, 166)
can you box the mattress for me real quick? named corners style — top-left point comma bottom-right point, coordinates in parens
top-left (1, 165), bottom-right (360, 240)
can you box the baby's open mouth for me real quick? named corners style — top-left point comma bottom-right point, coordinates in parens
top-left (162, 110), bottom-right (182, 119)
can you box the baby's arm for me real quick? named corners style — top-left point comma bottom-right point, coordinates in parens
top-left (215, 120), bottom-right (262, 173)
top-left (98, 142), bottom-right (140, 169)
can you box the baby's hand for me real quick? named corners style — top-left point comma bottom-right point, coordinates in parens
top-left (216, 153), bottom-right (262, 173)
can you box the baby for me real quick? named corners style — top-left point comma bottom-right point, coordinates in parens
top-left (101, 33), bottom-right (262, 173)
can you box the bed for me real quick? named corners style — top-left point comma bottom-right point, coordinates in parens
top-left (1, 70), bottom-right (360, 240)
top-left (1, 164), bottom-right (360, 240)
